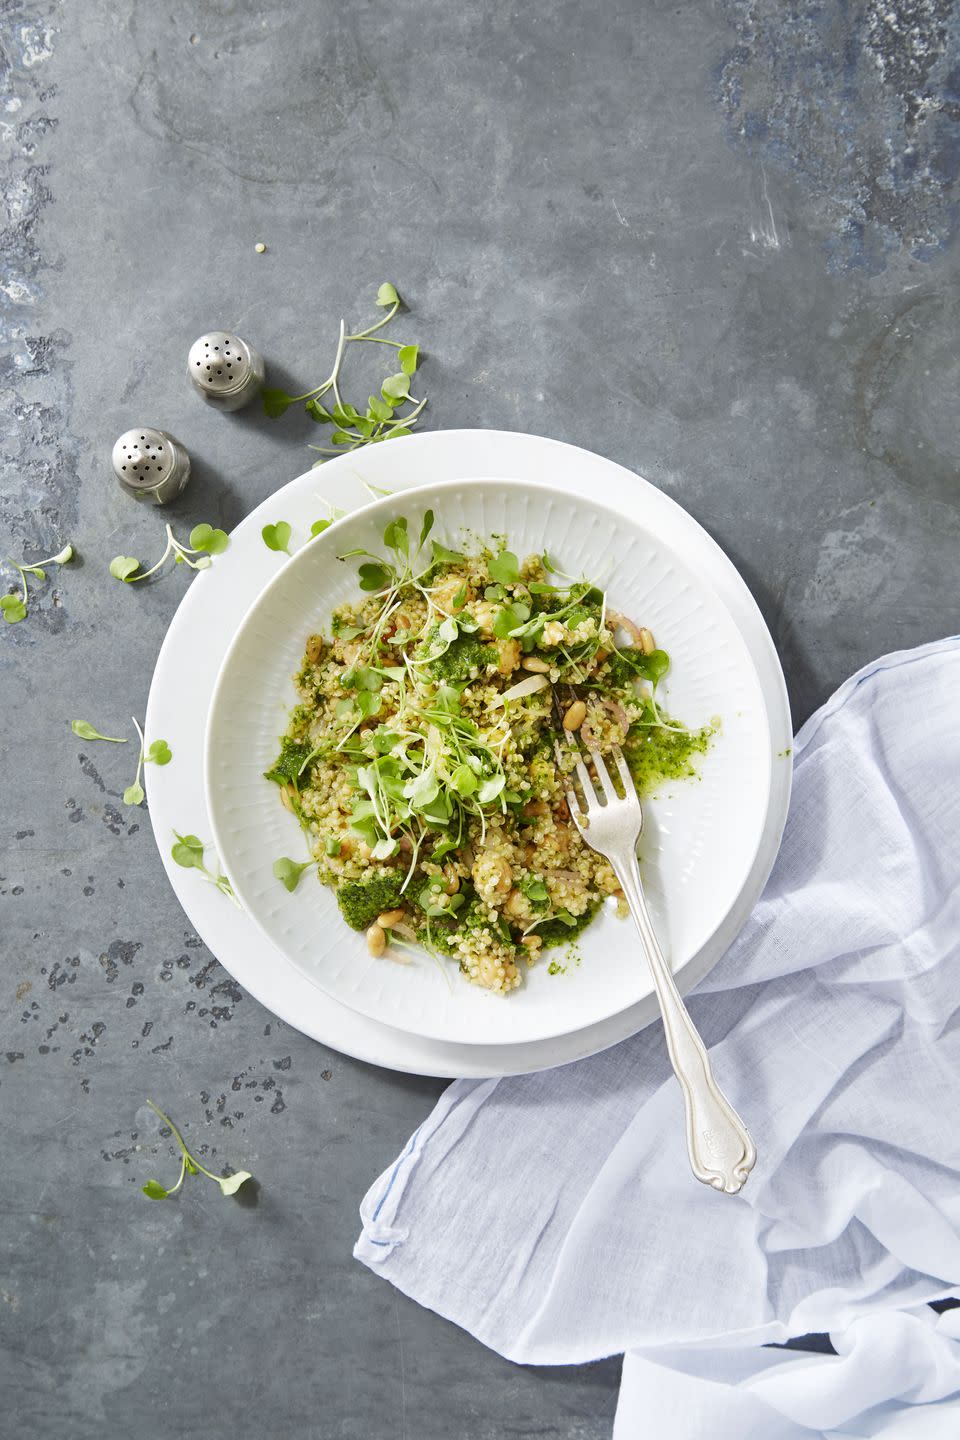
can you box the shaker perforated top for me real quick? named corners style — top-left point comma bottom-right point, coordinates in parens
top-left (187, 331), bottom-right (264, 411)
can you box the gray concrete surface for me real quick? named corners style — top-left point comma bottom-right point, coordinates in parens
top-left (2, 1), bottom-right (958, 1436)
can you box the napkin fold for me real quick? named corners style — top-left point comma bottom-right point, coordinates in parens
top-left (356, 638), bottom-right (960, 1434)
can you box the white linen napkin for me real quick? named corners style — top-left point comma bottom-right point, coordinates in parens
top-left (355, 638), bottom-right (960, 1435)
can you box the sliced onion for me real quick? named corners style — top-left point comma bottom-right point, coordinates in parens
top-left (607, 609), bottom-right (644, 647)
top-left (604, 696), bottom-right (629, 730)
top-left (494, 672), bottom-right (549, 706)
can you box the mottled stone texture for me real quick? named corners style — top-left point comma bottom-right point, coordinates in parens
top-left (1, 1), bottom-right (957, 1435)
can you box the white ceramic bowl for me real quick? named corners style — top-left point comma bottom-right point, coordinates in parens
top-left (205, 478), bottom-right (772, 1047)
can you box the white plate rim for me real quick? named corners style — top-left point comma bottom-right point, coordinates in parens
top-left (203, 474), bottom-right (773, 1045)
top-left (145, 428), bottom-right (793, 1077)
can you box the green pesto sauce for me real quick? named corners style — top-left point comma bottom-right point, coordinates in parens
top-left (536, 904), bottom-right (600, 948)
top-left (428, 633), bottom-right (497, 683)
top-left (624, 720), bottom-right (713, 795)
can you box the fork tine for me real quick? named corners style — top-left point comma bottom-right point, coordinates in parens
top-left (612, 744), bottom-right (632, 792)
top-left (554, 737), bottom-right (590, 823)
top-left (587, 747), bottom-right (616, 801)
top-left (573, 752), bottom-right (597, 805)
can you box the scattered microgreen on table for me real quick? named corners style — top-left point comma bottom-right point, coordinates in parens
top-left (110, 522), bottom-right (228, 584)
top-left (70, 717), bottom-right (172, 805)
top-left (71, 719), bottom-right (127, 743)
top-left (2, 543), bottom-right (73, 624)
top-left (262, 282), bottom-right (426, 462)
top-left (141, 1100), bottom-right (252, 1201)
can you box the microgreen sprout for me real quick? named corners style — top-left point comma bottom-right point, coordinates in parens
top-left (171, 832), bottom-right (238, 904)
top-left (2, 543), bottom-right (74, 623)
top-left (123, 717), bottom-right (172, 806)
top-left (110, 523), bottom-right (228, 584)
top-left (262, 283), bottom-right (426, 462)
top-left (70, 717), bottom-right (171, 804)
top-left (141, 1099), bottom-right (253, 1201)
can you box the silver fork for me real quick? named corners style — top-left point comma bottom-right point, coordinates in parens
top-left (557, 733), bottom-right (757, 1194)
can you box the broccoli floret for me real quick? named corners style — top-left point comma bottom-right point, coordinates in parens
top-left (336, 872), bottom-right (404, 931)
top-left (264, 737), bottom-right (315, 788)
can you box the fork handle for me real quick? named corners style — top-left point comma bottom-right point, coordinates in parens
top-left (614, 854), bottom-right (756, 1194)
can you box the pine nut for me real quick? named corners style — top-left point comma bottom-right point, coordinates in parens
top-left (443, 866), bottom-right (460, 895)
top-left (377, 909), bottom-right (405, 928)
top-left (521, 656), bottom-right (550, 673)
top-left (305, 633), bottom-right (323, 665)
top-left (522, 934), bottom-right (542, 952)
top-left (563, 699), bottom-right (587, 731)
top-left (366, 923), bottom-right (386, 957)
top-left (279, 784), bottom-right (295, 812)
top-left (638, 627), bottom-right (655, 655)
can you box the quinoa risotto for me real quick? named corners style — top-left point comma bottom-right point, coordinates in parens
top-left (265, 511), bottom-right (712, 995)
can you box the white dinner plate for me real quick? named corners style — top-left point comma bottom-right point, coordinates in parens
top-left (145, 429), bottom-right (792, 1076)
top-left (205, 478), bottom-right (771, 1047)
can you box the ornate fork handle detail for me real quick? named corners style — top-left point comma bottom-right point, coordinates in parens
top-left (614, 851), bottom-right (756, 1194)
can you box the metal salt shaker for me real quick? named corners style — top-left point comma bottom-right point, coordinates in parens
top-left (111, 428), bottom-right (191, 505)
top-left (187, 330), bottom-right (264, 411)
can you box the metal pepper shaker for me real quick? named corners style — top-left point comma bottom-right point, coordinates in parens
top-left (111, 428), bottom-right (191, 505)
top-left (187, 330), bottom-right (264, 411)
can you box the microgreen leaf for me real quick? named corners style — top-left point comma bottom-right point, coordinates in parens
top-left (376, 281), bottom-right (400, 307)
top-left (218, 1170), bottom-right (253, 1197)
top-left (171, 833), bottom-right (205, 869)
top-left (383, 427), bottom-right (413, 440)
top-left (399, 344), bottom-right (419, 375)
top-left (451, 764), bottom-right (478, 796)
top-left (356, 691), bottom-right (382, 719)
top-left (477, 774), bottom-right (506, 804)
top-left (273, 856), bottom-right (315, 892)
top-left (381, 372), bottom-right (410, 403)
top-left (431, 541), bottom-right (463, 566)
top-left (142, 1179), bottom-right (171, 1200)
top-left (418, 510), bottom-right (435, 548)
top-left (1, 597), bottom-right (27, 623)
top-left (367, 394), bottom-right (392, 422)
top-left (488, 550), bottom-right (520, 585)
top-left (262, 522), bottom-right (292, 555)
top-left (123, 781), bottom-right (145, 807)
top-left (330, 430), bottom-right (352, 446)
top-left (305, 399), bottom-right (332, 422)
top-left (110, 555), bottom-right (140, 581)
top-left (147, 739), bottom-right (172, 765)
top-left (310, 519), bottom-right (332, 537)
top-left (405, 769), bottom-right (440, 809)
top-left (263, 387), bottom-right (294, 418)
top-left (383, 516), bottom-right (409, 555)
top-left (190, 523), bottom-right (229, 555)
top-left (71, 720), bottom-right (128, 743)
top-left (358, 562), bottom-right (391, 592)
